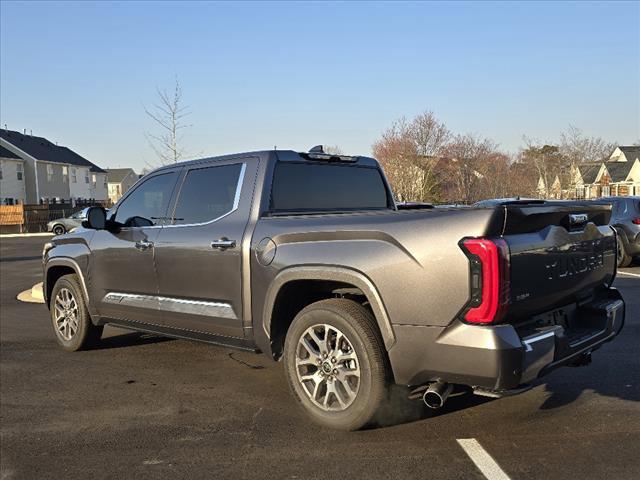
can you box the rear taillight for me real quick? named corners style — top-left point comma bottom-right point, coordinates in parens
top-left (632, 218), bottom-right (640, 225)
top-left (460, 237), bottom-right (510, 324)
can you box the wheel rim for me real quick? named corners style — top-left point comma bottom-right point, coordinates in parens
top-left (54, 226), bottom-right (64, 235)
top-left (295, 323), bottom-right (361, 412)
top-left (53, 288), bottom-right (79, 341)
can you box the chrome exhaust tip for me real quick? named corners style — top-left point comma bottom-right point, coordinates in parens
top-left (422, 382), bottom-right (453, 409)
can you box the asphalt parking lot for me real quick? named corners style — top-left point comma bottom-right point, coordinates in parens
top-left (1, 236), bottom-right (639, 480)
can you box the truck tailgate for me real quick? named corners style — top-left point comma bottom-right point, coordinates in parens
top-left (502, 202), bottom-right (616, 322)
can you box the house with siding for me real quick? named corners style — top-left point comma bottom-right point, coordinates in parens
top-left (106, 168), bottom-right (138, 203)
top-left (538, 146), bottom-right (640, 199)
top-left (574, 146), bottom-right (640, 198)
top-left (0, 146), bottom-right (26, 205)
top-left (0, 129), bottom-right (108, 204)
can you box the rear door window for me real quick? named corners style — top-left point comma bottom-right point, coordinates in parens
top-left (270, 163), bottom-right (390, 212)
top-left (172, 163), bottom-right (243, 225)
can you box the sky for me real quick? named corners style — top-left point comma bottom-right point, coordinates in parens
top-left (1, 1), bottom-right (639, 171)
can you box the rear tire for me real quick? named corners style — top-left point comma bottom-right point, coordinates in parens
top-left (283, 298), bottom-right (390, 431)
top-left (52, 224), bottom-right (66, 235)
top-left (50, 274), bottom-right (103, 351)
top-left (617, 235), bottom-right (632, 268)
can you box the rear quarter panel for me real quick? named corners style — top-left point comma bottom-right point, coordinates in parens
top-left (250, 207), bottom-right (500, 351)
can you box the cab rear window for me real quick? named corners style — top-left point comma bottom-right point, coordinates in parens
top-left (270, 162), bottom-right (390, 213)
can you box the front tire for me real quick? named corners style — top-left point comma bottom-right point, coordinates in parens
top-left (52, 224), bottom-right (66, 235)
top-left (50, 274), bottom-right (103, 351)
top-left (283, 299), bottom-right (390, 430)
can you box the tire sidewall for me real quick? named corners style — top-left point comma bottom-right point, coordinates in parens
top-left (52, 225), bottom-right (65, 235)
top-left (284, 302), bottom-right (385, 430)
top-left (617, 235), bottom-right (630, 267)
top-left (50, 275), bottom-right (90, 351)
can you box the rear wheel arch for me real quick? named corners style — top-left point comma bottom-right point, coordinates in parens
top-left (263, 266), bottom-right (395, 360)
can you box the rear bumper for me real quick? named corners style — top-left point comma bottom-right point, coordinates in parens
top-left (389, 288), bottom-right (625, 390)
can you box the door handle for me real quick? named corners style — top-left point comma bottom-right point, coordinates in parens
top-left (135, 240), bottom-right (154, 251)
top-left (211, 238), bottom-right (236, 250)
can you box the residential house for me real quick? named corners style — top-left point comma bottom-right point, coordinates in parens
top-left (574, 146), bottom-right (640, 198)
top-left (538, 145), bottom-right (640, 199)
top-left (106, 168), bottom-right (138, 203)
top-left (0, 145), bottom-right (26, 205)
top-left (0, 129), bottom-right (108, 204)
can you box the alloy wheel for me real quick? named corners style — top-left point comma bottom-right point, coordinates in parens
top-left (54, 288), bottom-right (79, 341)
top-left (295, 323), bottom-right (361, 412)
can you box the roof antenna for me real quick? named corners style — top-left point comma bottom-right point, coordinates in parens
top-left (274, 145), bottom-right (277, 150)
top-left (23, 128), bottom-right (26, 135)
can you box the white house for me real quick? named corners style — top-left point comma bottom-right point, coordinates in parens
top-left (0, 145), bottom-right (26, 205)
top-left (106, 168), bottom-right (138, 203)
top-left (0, 129), bottom-right (108, 203)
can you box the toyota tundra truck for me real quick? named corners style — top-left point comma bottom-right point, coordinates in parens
top-left (43, 146), bottom-right (625, 430)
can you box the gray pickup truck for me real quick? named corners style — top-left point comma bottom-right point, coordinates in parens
top-left (43, 146), bottom-right (625, 430)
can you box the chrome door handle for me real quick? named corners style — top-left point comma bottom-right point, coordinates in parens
top-left (135, 240), bottom-right (153, 251)
top-left (211, 238), bottom-right (236, 250)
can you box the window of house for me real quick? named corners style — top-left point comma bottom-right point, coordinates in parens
top-left (0, 163), bottom-right (3, 180)
top-left (113, 172), bottom-right (176, 227)
top-left (172, 163), bottom-right (243, 225)
top-left (91, 174), bottom-right (97, 185)
top-left (16, 163), bottom-right (23, 181)
top-left (71, 168), bottom-right (77, 183)
top-left (47, 164), bottom-right (54, 182)
top-left (85, 170), bottom-right (90, 183)
top-left (62, 166), bottom-right (68, 182)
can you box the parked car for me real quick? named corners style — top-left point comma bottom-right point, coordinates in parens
top-left (47, 210), bottom-right (86, 235)
top-left (591, 196), bottom-right (640, 267)
top-left (42, 146), bottom-right (625, 430)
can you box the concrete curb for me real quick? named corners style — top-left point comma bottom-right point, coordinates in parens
top-left (1, 232), bottom-right (53, 238)
top-left (17, 282), bottom-right (45, 304)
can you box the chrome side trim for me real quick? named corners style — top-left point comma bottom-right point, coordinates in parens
top-left (522, 331), bottom-right (556, 352)
top-left (103, 292), bottom-right (237, 319)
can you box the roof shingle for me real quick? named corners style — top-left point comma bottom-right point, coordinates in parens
top-left (0, 129), bottom-right (105, 173)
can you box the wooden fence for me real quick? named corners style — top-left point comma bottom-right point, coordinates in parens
top-left (1, 200), bottom-right (111, 233)
top-left (0, 205), bottom-right (25, 230)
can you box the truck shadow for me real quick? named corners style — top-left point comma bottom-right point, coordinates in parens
top-left (372, 385), bottom-right (493, 428)
top-left (538, 377), bottom-right (640, 409)
top-left (96, 331), bottom-right (174, 350)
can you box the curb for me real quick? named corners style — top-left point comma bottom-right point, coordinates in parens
top-left (17, 282), bottom-right (45, 304)
top-left (1, 233), bottom-right (53, 238)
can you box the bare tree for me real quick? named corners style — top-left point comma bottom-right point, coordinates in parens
top-left (519, 137), bottom-right (567, 198)
top-left (443, 133), bottom-right (500, 204)
top-left (559, 126), bottom-right (615, 164)
top-left (323, 145), bottom-right (344, 155)
top-left (145, 78), bottom-right (192, 165)
top-left (373, 111), bottom-right (451, 203)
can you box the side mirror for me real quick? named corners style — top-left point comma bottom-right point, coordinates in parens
top-left (82, 206), bottom-right (106, 230)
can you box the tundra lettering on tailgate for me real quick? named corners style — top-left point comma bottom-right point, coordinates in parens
top-left (545, 251), bottom-right (604, 280)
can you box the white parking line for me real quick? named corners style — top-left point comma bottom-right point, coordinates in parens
top-left (618, 271), bottom-right (640, 278)
top-left (457, 438), bottom-right (511, 480)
